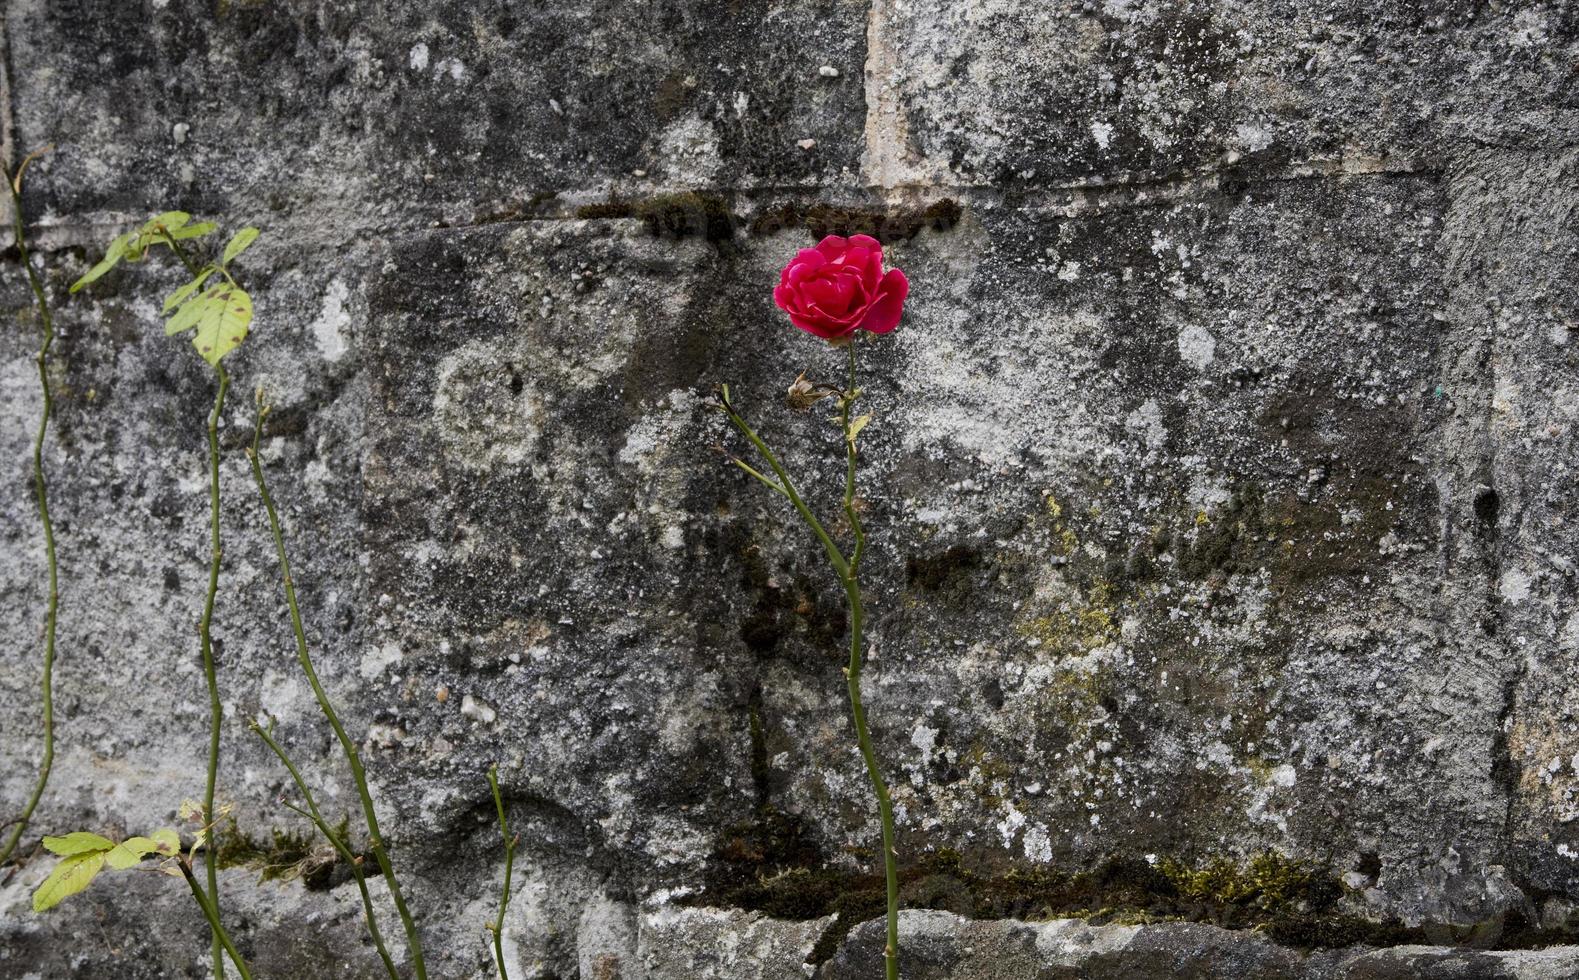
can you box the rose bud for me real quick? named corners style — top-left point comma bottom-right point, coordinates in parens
top-left (772, 234), bottom-right (909, 342)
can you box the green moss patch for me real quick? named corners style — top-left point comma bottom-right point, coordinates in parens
top-left (692, 842), bottom-right (1576, 963)
top-left (214, 818), bottom-right (352, 891)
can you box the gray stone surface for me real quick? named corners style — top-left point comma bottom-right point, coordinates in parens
top-left (1, 0), bottom-right (1577, 977)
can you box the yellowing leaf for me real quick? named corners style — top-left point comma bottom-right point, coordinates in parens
top-left (163, 267), bottom-right (218, 313)
top-left (178, 800), bottom-right (204, 822)
top-left (69, 232), bottom-right (136, 293)
top-left (191, 286), bottom-right (252, 366)
top-left (105, 836), bottom-right (161, 870)
top-left (222, 227), bottom-right (260, 266)
top-left (32, 852), bottom-right (105, 912)
top-left (150, 828), bottom-right (181, 856)
top-left (847, 414), bottom-right (872, 444)
top-left (41, 832), bottom-right (114, 856)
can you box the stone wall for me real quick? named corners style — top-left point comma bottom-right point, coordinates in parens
top-left (0, 1), bottom-right (1576, 977)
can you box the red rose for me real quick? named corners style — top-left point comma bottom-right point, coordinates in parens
top-left (773, 234), bottom-right (909, 342)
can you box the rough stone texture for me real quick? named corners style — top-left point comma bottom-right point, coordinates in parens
top-left (1, 0), bottom-right (1577, 977)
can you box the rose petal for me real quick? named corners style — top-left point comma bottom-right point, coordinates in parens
top-left (858, 268), bottom-right (908, 334)
top-left (846, 234), bottom-right (882, 255)
top-left (788, 310), bottom-right (855, 340)
top-left (814, 235), bottom-right (849, 261)
top-left (785, 254), bottom-right (827, 285)
top-left (841, 246), bottom-right (872, 272)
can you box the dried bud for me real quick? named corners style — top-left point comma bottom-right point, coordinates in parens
top-left (786, 372), bottom-right (835, 412)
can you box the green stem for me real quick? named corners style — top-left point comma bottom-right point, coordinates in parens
top-left (162, 231), bottom-right (204, 279)
top-left (0, 158), bottom-right (59, 868)
top-left (724, 344), bottom-right (900, 979)
top-left (486, 766), bottom-right (517, 980)
top-left (246, 408), bottom-right (429, 980)
top-left (251, 723), bottom-right (400, 980)
top-left (718, 396), bottom-right (848, 581)
top-left (178, 858), bottom-right (254, 980)
top-left (199, 363), bottom-right (230, 980)
top-left (836, 341), bottom-right (898, 980)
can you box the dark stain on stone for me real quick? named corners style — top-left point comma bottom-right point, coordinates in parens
top-left (729, 528), bottom-right (846, 659)
top-left (1474, 486), bottom-right (1500, 538)
top-left (749, 199), bottom-right (963, 241)
top-left (981, 677), bottom-right (1005, 711)
top-left (575, 192), bottom-right (736, 243)
top-left (905, 545), bottom-right (983, 592)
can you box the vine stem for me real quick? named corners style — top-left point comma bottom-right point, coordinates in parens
top-left (177, 858), bottom-right (254, 980)
top-left (0, 149), bottom-right (59, 868)
top-left (160, 226), bottom-right (232, 979)
top-left (486, 765), bottom-right (517, 980)
top-left (722, 337), bottom-right (901, 979)
top-left (200, 363), bottom-right (230, 980)
top-left (245, 403), bottom-right (429, 980)
top-left (251, 721), bottom-right (399, 980)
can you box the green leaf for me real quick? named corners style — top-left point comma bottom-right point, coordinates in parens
top-left (150, 828), bottom-right (181, 856)
top-left (105, 836), bottom-right (162, 870)
top-left (69, 231), bottom-right (136, 293)
top-left (41, 832), bottom-right (114, 856)
top-left (163, 267), bottom-right (218, 313)
top-left (171, 221), bottom-right (218, 240)
top-left (140, 211), bottom-right (190, 235)
top-left (32, 852), bottom-right (105, 912)
top-left (190, 285), bottom-right (252, 366)
top-left (165, 290), bottom-right (219, 336)
top-left (222, 227), bottom-right (260, 266)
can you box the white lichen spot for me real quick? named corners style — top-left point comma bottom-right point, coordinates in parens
top-left (660, 525), bottom-right (686, 550)
top-left (1234, 122), bottom-right (1273, 152)
top-left (1177, 324), bottom-right (1216, 371)
top-left (995, 802), bottom-right (1027, 848)
top-left (408, 43), bottom-right (429, 71)
top-left (1500, 568), bottom-right (1533, 605)
top-left (259, 670), bottom-right (303, 724)
top-left (460, 694), bottom-right (497, 724)
top-left (359, 642), bottom-right (403, 681)
top-left (1509, 9), bottom-right (1549, 47)
top-left (1090, 121), bottom-right (1113, 150)
top-left (910, 724), bottom-right (938, 770)
top-left (309, 278), bottom-right (351, 362)
top-left (1022, 823), bottom-right (1053, 863)
top-left (1125, 399), bottom-right (1167, 450)
top-left (1270, 763), bottom-right (1297, 788)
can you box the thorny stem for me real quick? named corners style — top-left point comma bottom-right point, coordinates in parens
top-left (486, 765), bottom-right (517, 980)
top-left (177, 858), bottom-right (254, 980)
top-left (251, 722), bottom-right (399, 980)
top-left (246, 402), bottom-right (430, 980)
top-left (0, 149), bottom-right (59, 868)
top-left (199, 363), bottom-right (230, 980)
top-left (723, 338), bottom-right (901, 979)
